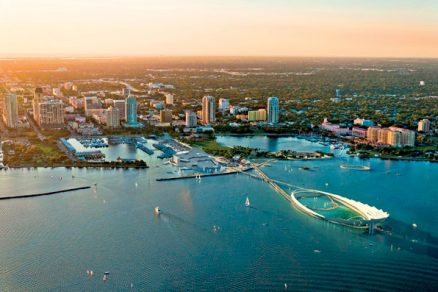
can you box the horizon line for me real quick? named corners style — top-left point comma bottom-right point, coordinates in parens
top-left (1, 54), bottom-right (438, 60)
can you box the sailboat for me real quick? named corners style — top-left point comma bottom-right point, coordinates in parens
top-left (245, 197), bottom-right (251, 207)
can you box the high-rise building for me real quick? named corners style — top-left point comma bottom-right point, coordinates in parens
top-left (367, 126), bottom-right (380, 143)
top-left (160, 109), bottom-right (173, 123)
top-left (389, 126), bottom-right (415, 147)
top-left (418, 119), bottom-right (430, 133)
top-left (39, 100), bottom-right (64, 128)
top-left (33, 87), bottom-right (44, 124)
top-left (105, 106), bottom-right (120, 128)
top-left (267, 97), bottom-right (279, 124)
top-left (84, 96), bottom-right (101, 111)
top-left (165, 94), bottom-right (174, 105)
top-left (367, 126), bottom-right (415, 147)
top-left (185, 111), bottom-right (197, 128)
top-left (3, 93), bottom-right (18, 128)
top-left (248, 109), bottom-right (267, 121)
top-left (378, 128), bottom-right (390, 144)
top-left (336, 88), bottom-right (342, 97)
top-left (113, 100), bottom-right (126, 121)
top-left (122, 88), bottom-right (130, 97)
top-left (125, 96), bottom-right (137, 125)
top-left (202, 95), bottom-right (215, 125)
top-left (218, 98), bottom-right (230, 112)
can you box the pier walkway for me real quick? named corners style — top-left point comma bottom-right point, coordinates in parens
top-left (156, 167), bottom-right (253, 181)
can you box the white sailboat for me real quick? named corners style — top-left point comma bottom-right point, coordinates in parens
top-left (245, 197), bottom-right (250, 207)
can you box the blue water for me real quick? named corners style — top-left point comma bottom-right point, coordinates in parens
top-left (0, 136), bottom-right (437, 291)
top-left (216, 135), bottom-right (331, 152)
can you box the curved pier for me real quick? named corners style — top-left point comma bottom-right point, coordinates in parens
top-left (291, 189), bottom-right (389, 233)
top-left (251, 165), bottom-right (389, 234)
top-left (0, 186), bottom-right (92, 201)
top-left (339, 164), bottom-right (371, 171)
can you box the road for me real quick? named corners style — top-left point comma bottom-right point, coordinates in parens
top-left (26, 112), bottom-right (46, 141)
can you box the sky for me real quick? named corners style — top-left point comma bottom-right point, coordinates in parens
top-left (0, 0), bottom-right (437, 58)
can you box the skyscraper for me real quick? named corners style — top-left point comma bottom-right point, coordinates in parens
top-left (33, 87), bottom-right (44, 125)
top-left (160, 109), bottom-right (173, 123)
top-left (202, 95), bottom-right (215, 125)
top-left (39, 100), bottom-right (64, 128)
top-left (165, 94), bottom-right (174, 105)
top-left (125, 96), bottom-right (137, 125)
top-left (267, 97), bottom-right (279, 124)
top-left (113, 100), bottom-right (126, 121)
top-left (218, 98), bottom-right (229, 112)
top-left (185, 111), bottom-right (197, 128)
top-left (105, 106), bottom-right (120, 128)
top-left (418, 119), bottom-right (430, 133)
top-left (3, 93), bottom-right (18, 128)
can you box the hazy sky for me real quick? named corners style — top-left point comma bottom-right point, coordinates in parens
top-left (0, 0), bottom-right (437, 57)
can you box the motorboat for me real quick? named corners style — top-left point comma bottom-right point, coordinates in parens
top-left (154, 206), bottom-right (161, 215)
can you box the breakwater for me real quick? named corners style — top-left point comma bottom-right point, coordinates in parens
top-left (0, 186), bottom-right (92, 201)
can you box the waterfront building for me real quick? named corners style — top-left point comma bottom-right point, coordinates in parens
top-left (418, 119), bottom-right (430, 133)
top-left (387, 130), bottom-right (402, 147)
top-left (267, 97), bottom-right (279, 124)
top-left (33, 87), bottom-right (44, 124)
top-left (352, 127), bottom-right (367, 138)
top-left (2, 93), bottom-right (18, 128)
top-left (105, 106), bottom-right (120, 128)
top-left (160, 109), bottom-right (173, 123)
top-left (320, 118), bottom-right (350, 135)
top-left (367, 126), bottom-right (380, 143)
top-left (39, 100), bottom-right (64, 128)
top-left (125, 96), bottom-right (137, 125)
top-left (113, 99), bottom-right (126, 121)
top-left (202, 95), bottom-right (215, 125)
top-left (185, 111), bottom-right (197, 128)
top-left (389, 126), bottom-right (415, 147)
top-left (367, 126), bottom-right (415, 147)
top-left (378, 128), bottom-right (390, 144)
top-left (165, 94), bottom-right (174, 105)
top-left (218, 98), bottom-right (230, 112)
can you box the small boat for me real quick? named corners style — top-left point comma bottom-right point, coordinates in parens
top-left (245, 197), bottom-right (251, 207)
top-left (154, 206), bottom-right (161, 215)
top-left (412, 223), bottom-right (417, 228)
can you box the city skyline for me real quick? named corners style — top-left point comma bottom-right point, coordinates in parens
top-left (0, 0), bottom-right (438, 58)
